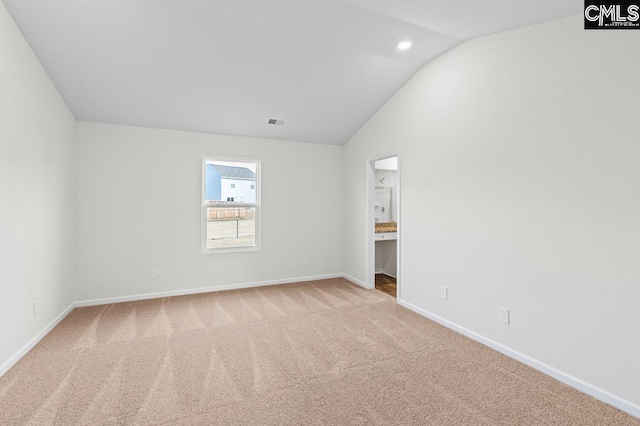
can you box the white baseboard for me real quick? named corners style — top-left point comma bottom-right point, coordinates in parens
top-left (0, 302), bottom-right (75, 377)
top-left (397, 299), bottom-right (640, 420)
top-left (342, 273), bottom-right (366, 288)
top-left (74, 273), bottom-right (345, 307)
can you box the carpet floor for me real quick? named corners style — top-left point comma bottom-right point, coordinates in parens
top-left (0, 278), bottom-right (637, 425)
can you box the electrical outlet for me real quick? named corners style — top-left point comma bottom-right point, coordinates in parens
top-left (151, 268), bottom-right (159, 279)
top-left (33, 301), bottom-right (38, 317)
top-left (499, 307), bottom-right (510, 324)
top-left (440, 286), bottom-right (448, 300)
top-left (303, 256), bottom-right (309, 265)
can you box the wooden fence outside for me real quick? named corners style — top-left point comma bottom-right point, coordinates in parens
top-left (207, 207), bottom-right (255, 221)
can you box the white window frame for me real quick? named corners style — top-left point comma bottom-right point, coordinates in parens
top-left (202, 157), bottom-right (261, 253)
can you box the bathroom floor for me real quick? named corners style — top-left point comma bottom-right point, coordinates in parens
top-left (375, 273), bottom-right (396, 298)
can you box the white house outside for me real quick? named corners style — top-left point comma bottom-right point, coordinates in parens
top-left (205, 164), bottom-right (256, 203)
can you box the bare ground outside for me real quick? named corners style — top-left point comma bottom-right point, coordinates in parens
top-left (206, 219), bottom-right (255, 249)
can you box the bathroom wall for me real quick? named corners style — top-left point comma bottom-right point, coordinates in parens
top-left (374, 169), bottom-right (397, 222)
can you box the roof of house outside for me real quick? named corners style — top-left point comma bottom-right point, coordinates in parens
top-left (209, 164), bottom-right (255, 180)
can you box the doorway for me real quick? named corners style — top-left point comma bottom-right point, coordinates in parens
top-left (366, 154), bottom-right (400, 299)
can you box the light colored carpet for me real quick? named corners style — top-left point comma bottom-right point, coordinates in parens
top-left (0, 278), bottom-right (637, 425)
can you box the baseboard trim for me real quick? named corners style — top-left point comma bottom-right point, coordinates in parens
top-left (342, 273), bottom-right (366, 288)
top-left (0, 302), bottom-right (75, 377)
top-left (74, 273), bottom-right (345, 307)
top-left (397, 299), bottom-right (640, 420)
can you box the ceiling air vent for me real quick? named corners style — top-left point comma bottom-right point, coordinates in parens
top-left (267, 118), bottom-right (286, 126)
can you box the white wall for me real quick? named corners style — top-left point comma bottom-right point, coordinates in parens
top-left (344, 15), bottom-right (640, 409)
top-left (375, 240), bottom-right (397, 277)
top-left (76, 122), bottom-right (343, 301)
top-left (0, 2), bottom-right (76, 371)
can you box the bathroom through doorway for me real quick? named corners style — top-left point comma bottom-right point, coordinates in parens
top-left (366, 154), bottom-right (400, 299)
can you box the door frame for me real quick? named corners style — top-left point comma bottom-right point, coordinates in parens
top-left (365, 153), bottom-right (400, 300)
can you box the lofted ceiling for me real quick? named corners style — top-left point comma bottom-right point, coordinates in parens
top-left (3, 0), bottom-right (579, 145)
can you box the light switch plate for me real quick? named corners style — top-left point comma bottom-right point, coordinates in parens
top-left (440, 287), bottom-right (448, 300)
top-left (499, 307), bottom-right (510, 324)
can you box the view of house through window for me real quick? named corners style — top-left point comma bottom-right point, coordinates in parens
top-left (203, 158), bottom-right (259, 251)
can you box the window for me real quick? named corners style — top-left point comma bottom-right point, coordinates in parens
top-left (203, 158), bottom-right (260, 252)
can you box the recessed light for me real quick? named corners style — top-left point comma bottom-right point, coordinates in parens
top-left (396, 40), bottom-right (412, 51)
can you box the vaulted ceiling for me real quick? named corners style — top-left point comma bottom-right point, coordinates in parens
top-left (3, 0), bottom-right (578, 145)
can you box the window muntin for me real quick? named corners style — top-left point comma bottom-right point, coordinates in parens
top-left (203, 158), bottom-right (260, 252)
